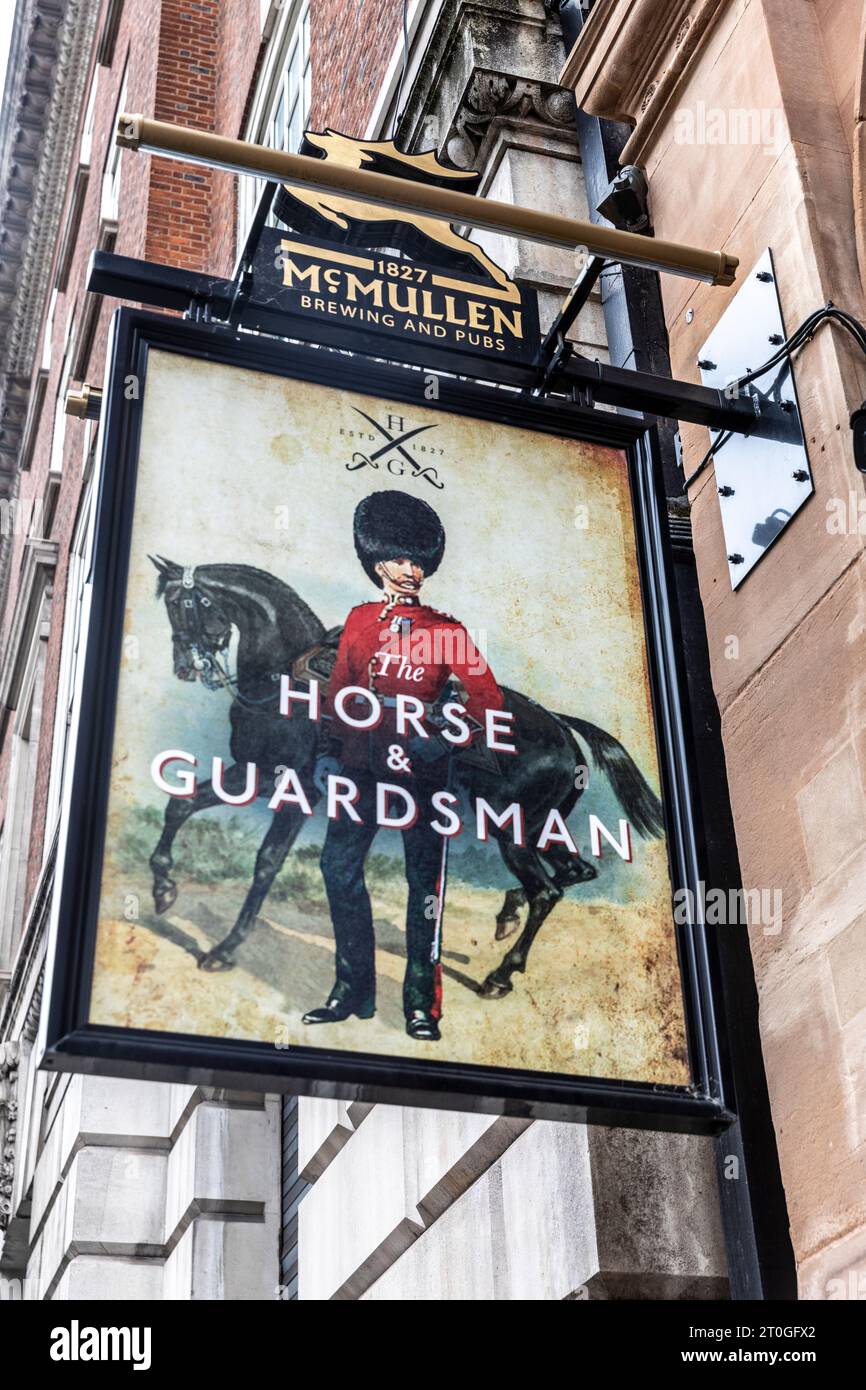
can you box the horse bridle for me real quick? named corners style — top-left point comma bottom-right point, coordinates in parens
top-left (169, 568), bottom-right (282, 706)
top-left (170, 568), bottom-right (235, 693)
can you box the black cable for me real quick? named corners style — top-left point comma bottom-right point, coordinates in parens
top-left (684, 302), bottom-right (866, 491)
top-left (683, 430), bottom-right (734, 492)
top-left (729, 303), bottom-right (866, 394)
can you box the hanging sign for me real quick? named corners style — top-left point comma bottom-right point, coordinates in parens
top-left (41, 304), bottom-right (729, 1131)
top-left (249, 131), bottom-right (539, 367)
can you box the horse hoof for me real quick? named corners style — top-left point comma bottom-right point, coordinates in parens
top-left (198, 950), bottom-right (236, 972)
top-left (153, 883), bottom-right (177, 915)
top-left (494, 915), bottom-right (520, 942)
top-left (478, 975), bottom-right (513, 999)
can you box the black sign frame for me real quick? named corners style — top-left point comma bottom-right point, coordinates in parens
top-left (42, 307), bottom-right (734, 1134)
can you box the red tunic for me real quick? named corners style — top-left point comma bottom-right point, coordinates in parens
top-left (324, 597), bottom-right (504, 772)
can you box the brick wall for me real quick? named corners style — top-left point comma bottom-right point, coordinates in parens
top-left (144, 0), bottom-right (261, 275)
top-left (310, 0), bottom-right (401, 134)
top-left (212, 0), bottom-right (263, 273)
top-left (145, 0), bottom-right (218, 272)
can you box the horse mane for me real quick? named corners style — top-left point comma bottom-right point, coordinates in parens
top-left (193, 563), bottom-right (326, 643)
top-left (151, 560), bottom-right (314, 621)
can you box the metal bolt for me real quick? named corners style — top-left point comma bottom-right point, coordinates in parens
top-left (718, 485), bottom-right (735, 497)
top-left (792, 469), bottom-right (809, 482)
top-left (768, 333), bottom-right (784, 345)
top-left (728, 553), bottom-right (745, 565)
top-left (697, 358), bottom-right (716, 371)
top-left (756, 270), bottom-right (773, 282)
top-left (685, 308), bottom-right (695, 324)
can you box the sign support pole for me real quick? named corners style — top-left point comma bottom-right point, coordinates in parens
top-left (115, 114), bottom-right (739, 287)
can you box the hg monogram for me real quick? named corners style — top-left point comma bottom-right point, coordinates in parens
top-left (344, 408), bottom-right (445, 489)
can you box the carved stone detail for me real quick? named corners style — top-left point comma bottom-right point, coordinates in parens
top-left (22, 971), bottom-right (44, 1045)
top-left (561, 0), bottom-right (728, 165)
top-left (0, 960), bottom-right (44, 1238)
top-left (444, 69), bottom-right (576, 170)
top-left (0, 0), bottom-right (101, 504)
top-left (0, 1042), bottom-right (21, 1233)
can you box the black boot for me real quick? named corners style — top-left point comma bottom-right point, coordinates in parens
top-left (302, 995), bottom-right (375, 1025)
top-left (406, 1010), bottom-right (440, 1041)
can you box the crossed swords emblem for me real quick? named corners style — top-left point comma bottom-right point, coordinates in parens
top-left (347, 408), bottom-right (444, 489)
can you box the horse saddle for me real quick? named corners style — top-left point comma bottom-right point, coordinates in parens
top-left (292, 626), bottom-right (343, 686)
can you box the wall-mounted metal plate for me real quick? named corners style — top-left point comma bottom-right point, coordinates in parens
top-left (698, 248), bottom-right (813, 588)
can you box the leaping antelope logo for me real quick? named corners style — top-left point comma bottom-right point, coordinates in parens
top-left (278, 130), bottom-right (520, 304)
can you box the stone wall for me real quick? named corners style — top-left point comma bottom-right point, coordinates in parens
top-left (565, 0), bottom-right (866, 1299)
top-left (299, 1099), bottom-right (727, 1299)
top-left (18, 1078), bottom-right (279, 1299)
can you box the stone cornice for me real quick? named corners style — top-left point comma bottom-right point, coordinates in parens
top-left (0, 0), bottom-right (100, 495)
top-left (560, 0), bottom-right (727, 164)
top-left (443, 68), bottom-right (575, 169)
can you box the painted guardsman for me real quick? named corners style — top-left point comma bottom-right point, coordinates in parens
top-left (302, 489), bottom-right (504, 1041)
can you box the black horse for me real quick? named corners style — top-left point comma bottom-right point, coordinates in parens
top-left (148, 558), bottom-right (664, 997)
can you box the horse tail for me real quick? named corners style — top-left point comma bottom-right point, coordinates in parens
top-left (554, 714), bottom-right (665, 840)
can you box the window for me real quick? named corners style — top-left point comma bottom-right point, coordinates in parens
top-left (101, 64), bottom-right (128, 226)
top-left (97, 0), bottom-right (124, 68)
top-left (41, 290), bottom-right (58, 373)
top-left (238, 2), bottom-right (311, 246)
top-left (80, 67), bottom-right (99, 167)
top-left (0, 543), bottom-right (55, 980)
top-left (48, 308), bottom-right (77, 478)
top-left (54, 70), bottom-right (98, 295)
top-left (43, 470), bottom-right (96, 844)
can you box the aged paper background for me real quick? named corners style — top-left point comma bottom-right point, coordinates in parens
top-left (90, 349), bottom-right (689, 1084)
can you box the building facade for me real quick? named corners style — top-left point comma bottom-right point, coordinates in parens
top-left (0, 0), bottom-right (861, 1300)
top-left (563, 0), bottom-right (866, 1302)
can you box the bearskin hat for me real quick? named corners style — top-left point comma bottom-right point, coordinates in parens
top-left (353, 490), bottom-right (446, 588)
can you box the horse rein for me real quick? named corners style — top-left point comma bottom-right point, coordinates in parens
top-left (170, 569), bottom-right (280, 707)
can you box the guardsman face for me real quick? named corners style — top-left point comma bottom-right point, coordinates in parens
top-left (375, 556), bottom-right (425, 598)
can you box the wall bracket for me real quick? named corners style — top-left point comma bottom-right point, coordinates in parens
top-left (698, 248), bottom-right (812, 589)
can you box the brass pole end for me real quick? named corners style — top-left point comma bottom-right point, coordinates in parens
top-left (65, 384), bottom-right (103, 421)
top-left (116, 113), bottom-right (144, 150)
top-left (716, 253), bottom-right (739, 287)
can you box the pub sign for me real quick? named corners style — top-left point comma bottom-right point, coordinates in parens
top-left (42, 138), bottom-right (729, 1130)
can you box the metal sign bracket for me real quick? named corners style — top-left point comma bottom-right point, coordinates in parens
top-left (698, 248), bottom-right (812, 588)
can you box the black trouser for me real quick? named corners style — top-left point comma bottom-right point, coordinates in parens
top-left (320, 769), bottom-right (445, 1019)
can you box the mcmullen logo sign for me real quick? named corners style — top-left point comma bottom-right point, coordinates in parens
top-left (273, 236), bottom-right (527, 356)
top-left (251, 130), bottom-right (539, 365)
